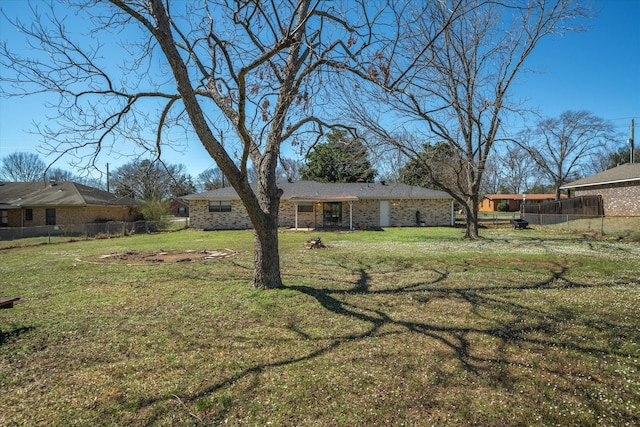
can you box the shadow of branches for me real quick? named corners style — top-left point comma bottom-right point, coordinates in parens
top-left (0, 326), bottom-right (35, 346)
top-left (137, 256), bottom-right (638, 425)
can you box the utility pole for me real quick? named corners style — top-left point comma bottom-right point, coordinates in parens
top-left (630, 119), bottom-right (635, 164)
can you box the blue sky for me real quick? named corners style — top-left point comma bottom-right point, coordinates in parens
top-left (514, 0), bottom-right (639, 135)
top-left (0, 0), bottom-right (638, 180)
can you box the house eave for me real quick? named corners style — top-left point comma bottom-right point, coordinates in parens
top-left (288, 195), bottom-right (359, 203)
top-left (561, 177), bottom-right (640, 190)
top-left (0, 203), bottom-right (21, 209)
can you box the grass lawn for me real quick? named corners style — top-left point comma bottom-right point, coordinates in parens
top-left (1, 228), bottom-right (638, 426)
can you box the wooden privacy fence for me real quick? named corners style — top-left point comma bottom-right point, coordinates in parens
top-left (522, 195), bottom-right (603, 225)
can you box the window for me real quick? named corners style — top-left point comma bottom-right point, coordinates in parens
top-left (209, 200), bottom-right (231, 212)
top-left (25, 209), bottom-right (33, 221)
top-left (178, 206), bottom-right (186, 215)
top-left (323, 202), bottom-right (342, 227)
top-left (1, 210), bottom-right (7, 225)
top-left (45, 208), bottom-right (56, 225)
top-left (297, 203), bottom-right (314, 213)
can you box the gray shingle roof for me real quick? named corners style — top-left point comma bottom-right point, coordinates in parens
top-left (560, 163), bottom-right (640, 189)
top-left (0, 181), bottom-right (136, 207)
top-left (184, 181), bottom-right (453, 201)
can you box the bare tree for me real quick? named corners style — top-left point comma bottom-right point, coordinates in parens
top-left (1, 1), bottom-right (386, 288)
top-left (370, 145), bottom-right (405, 183)
top-left (46, 166), bottom-right (107, 189)
top-left (0, 152), bottom-right (47, 182)
top-left (516, 110), bottom-right (617, 199)
top-left (110, 159), bottom-right (192, 199)
top-left (496, 145), bottom-right (537, 194)
top-left (347, 0), bottom-right (588, 238)
top-left (45, 167), bottom-right (77, 183)
top-left (479, 155), bottom-right (502, 196)
top-left (277, 157), bottom-right (304, 183)
top-left (197, 166), bottom-right (227, 191)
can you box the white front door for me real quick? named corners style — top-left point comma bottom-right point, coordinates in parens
top-left (380, 201), bottom-right (390, 227)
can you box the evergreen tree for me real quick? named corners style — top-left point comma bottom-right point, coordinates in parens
top-left (606, 145), bottom-right (640, 169)
top-left (398, 142), bottom-right (460, 189)
top-left (301, 131), bottom-right (376, 182)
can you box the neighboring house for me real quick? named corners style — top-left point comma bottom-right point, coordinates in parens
top-left (560, 163), bottom-right (640, 216)
top-left (169, 198), bottom-right (189, 217)
top-left (0, 181), bottom-right (137, 227)
top-left (479, 194), bottom-right (563, 212)
top-left (184, 180), bottom-right (454, 230)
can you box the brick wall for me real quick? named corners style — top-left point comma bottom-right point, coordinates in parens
top-left (389, 199), bottom-right (452, 226)
top-left (7, 206), bottom-right (136, 227)
top-left (6, 209), bottom-right (21, 227)
top-left (575, 181), bottom-right (640, 216)
top-left (189, 199), bottom-right (253, 230)
top-left (189, 198), bottom-right (452, 229)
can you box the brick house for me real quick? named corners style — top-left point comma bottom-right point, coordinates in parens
top-left (169, 198), bottom-right (189, 217)
top-left (560, 163), bottom-right (640, 216)
top-left (0, 181), bottom-right (137, 227)
top-left (479, 194), bottom-right (564, 212)
top-left (184, 181), bottom-right (454, 230)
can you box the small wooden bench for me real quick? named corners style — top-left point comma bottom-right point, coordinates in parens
top-left (0, 297), bottom-right (20, 309)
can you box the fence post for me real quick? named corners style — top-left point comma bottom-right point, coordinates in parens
top-left (601, 215), bottom-right (604, 236)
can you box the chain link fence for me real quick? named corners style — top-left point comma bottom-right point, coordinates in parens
top-left (0, 218), bottom-right (189, 241)
top-left (522, 214), bottom-right (639, 239)
top-left (458, 212), bottom-right (639, 239)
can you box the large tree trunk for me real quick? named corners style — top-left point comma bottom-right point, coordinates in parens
top-left (554, 180), bottom-right (562, 201)
top-left (145, 0), bottom-right (291, 289)
top-left (252, 218), bottom-right (283, 289)
top-left (464, 196), bottom-right (480, 239)
top-left (242, 175), bottom-right (284, 290)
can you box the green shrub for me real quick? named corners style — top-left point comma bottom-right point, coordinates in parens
top-left (137, 197), bottom-right (169, 220)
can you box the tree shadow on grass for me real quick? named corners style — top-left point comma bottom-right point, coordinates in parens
top-left (136, 260), bottom-right (638, 424)
top-left (282, 265), bottom-right (639, 426)
top-left (313, 262), bottom-right (637, 357)
top-left (0, 326), bottom-right (35, 346)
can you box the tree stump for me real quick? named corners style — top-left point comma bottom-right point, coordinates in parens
top-left (304, 237), bottom-right (325, 249)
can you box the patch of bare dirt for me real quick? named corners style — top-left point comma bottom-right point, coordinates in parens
top-left (79, 249), bottom-right (238, 265)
